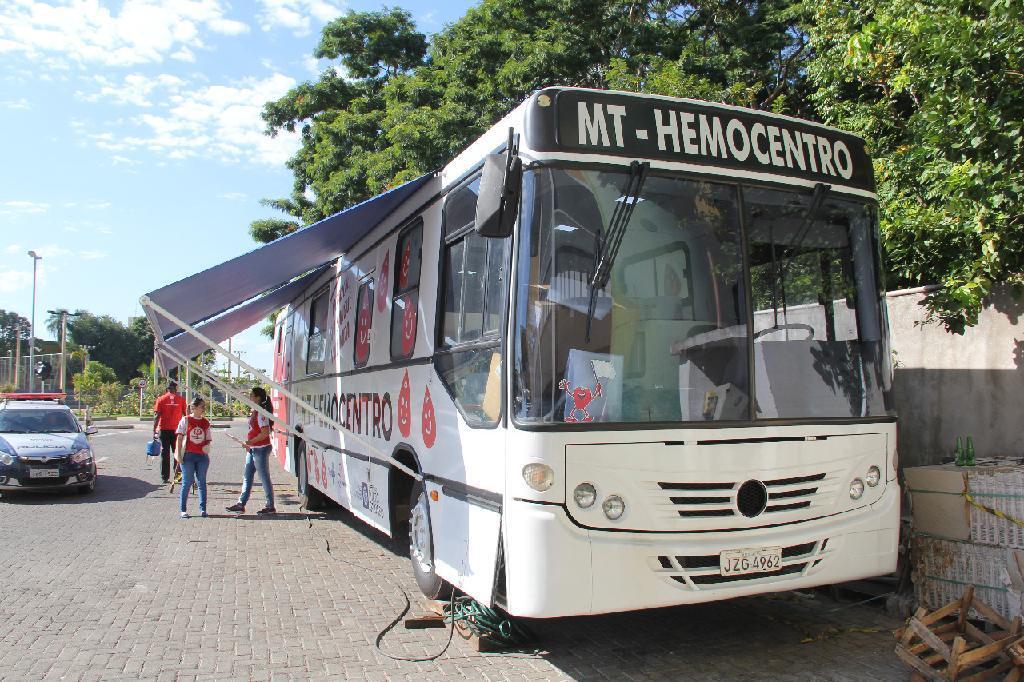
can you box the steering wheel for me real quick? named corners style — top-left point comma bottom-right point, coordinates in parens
top-left (753, 323), bottom-right (815, 341)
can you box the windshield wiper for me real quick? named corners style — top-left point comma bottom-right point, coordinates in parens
top-left (585, 160), bottom-right (650, 340)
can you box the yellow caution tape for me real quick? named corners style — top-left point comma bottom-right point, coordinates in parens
top-left (962, 473), bottom-right (1024, 529)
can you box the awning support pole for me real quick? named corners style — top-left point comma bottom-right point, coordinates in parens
top-left (140, 295), bottom-right (422, 483)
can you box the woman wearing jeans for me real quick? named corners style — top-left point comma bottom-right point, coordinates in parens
top-left (175, 396), bottom-right (212, 519)
top-left (226, 387), bottom-right (276, 515)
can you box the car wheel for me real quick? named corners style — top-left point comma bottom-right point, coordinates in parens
top-left (409, 480), bottom-right (444, 600)
top-left (77, 481), bottom-right (95, 495)
top-left (296, 442), bottom-right (326, 511)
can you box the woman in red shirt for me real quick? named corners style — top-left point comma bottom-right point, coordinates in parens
top-left (225, 387), bottom-right (276, 515)
top-left (174, 396), bottom-right (212, 519)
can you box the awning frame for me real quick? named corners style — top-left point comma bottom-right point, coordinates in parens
top-left (141, 295), bottom-right (422, 483)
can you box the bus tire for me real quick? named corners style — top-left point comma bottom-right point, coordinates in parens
top-left (409, 479), bottom-right (444, 600)
top-left (296, 442), bottom-right (327, 511)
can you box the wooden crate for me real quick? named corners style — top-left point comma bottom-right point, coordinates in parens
top-left (896, 586), bottom-right (1024, 681)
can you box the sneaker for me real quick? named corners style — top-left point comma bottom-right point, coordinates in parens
top-left (256, 506), bottom-right (276, 515)
top-left (180, 512), bottom-right (189, 519)
top-left (200, 511), bottom-right (208, 518)
top-left (225, 503), bottom-right (245, 513)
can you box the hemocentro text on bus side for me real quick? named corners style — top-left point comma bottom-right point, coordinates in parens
top-left (269, 87), bottom-right (898, 618)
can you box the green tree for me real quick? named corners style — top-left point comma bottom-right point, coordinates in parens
top-left (66, 312), bottom-right (154, 384)
top-left (72, 361), bottom-right (118, 408)
top-left (807, 0), bottom-right (1024, 331)
top-left (0, 309), bottom-right (29, 357)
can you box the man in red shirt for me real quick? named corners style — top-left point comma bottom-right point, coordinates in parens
top-left (152, 381), bottom-right (186, 483)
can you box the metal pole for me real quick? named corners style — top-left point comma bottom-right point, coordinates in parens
top-left (13, 322), bottom-right (21, 391)
top-left (27, 252), bottom-right (40, 393)
top-left (59, 311), bottom-right (68, 391)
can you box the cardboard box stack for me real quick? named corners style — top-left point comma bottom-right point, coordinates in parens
top-left (906, 460), bottom-right (1024, 623)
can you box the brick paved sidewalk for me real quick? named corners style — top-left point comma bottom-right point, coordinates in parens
top-left (0, 428), bottom-right (907, 680)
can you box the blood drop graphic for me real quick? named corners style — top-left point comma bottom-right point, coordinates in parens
top-left (399, 241), bottom-right (411, 290)
top-left (401, 297), bottom-right (417, 356)
top-left (355, 283), bottom-right (372, 363)
top-left (398, 370), bottom-right (411, 438)
top-left (421, 386), bottom-right (436, 448)
top-left (376, 250), bottom-right (390, 312)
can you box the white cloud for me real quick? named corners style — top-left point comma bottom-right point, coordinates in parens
top-left (0, 200), bottom-right (49, 216)
top-left (0, 268), bottom-right (32, 294)
top-left (95, 226), bottom-right (113, 234)
top-left (78, 73), bottom-right (185, 107)
top-left (85, 201), bottom-right (112, 210)
top-left (4, 243), bottom-right (22, 254)
top-left (171, 45), bottom-right (196, 62)
top-left (80, 250), bottom-right (108, 260)
top-left (0, 98), bottom-right (29, 109)
top-left (0, 0), bottom-right (250, 68)
top-left (256, 0), bottom-right (345, 36)
top-left (219, 192), bottom-right (247, 200)
top-left (85, 72), bottom-right (301, 166)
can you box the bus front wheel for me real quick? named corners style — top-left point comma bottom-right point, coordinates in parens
top-left (296, 443), bottom-right (327, 511)
top-left (409, 480), bottom-right (444, 599)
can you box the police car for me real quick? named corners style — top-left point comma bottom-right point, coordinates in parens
top-left (0, 394), bottom-right (98, 495)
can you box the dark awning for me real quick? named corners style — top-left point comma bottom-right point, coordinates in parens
top-left (156, 266), bottom-right (328, 371)
top-left (142, 173), bottom-right (437, 341)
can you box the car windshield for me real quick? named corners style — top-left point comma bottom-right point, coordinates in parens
top-left (512, 166), bottom-right (894, 424)
top-left (0, 409), bottom-right (79, 433)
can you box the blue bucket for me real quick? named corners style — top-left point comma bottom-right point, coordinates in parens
top-left (146, 439), bottom-right (161, 457)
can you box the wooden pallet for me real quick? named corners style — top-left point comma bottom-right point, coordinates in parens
top-left (895, 586), bottom-right (1024, 681)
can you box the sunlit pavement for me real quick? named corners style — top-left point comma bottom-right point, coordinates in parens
top-left (0, 426), bottom-right (905, 680)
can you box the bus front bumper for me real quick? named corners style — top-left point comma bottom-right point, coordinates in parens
top-left (503, 483), bottom-right (899, 618)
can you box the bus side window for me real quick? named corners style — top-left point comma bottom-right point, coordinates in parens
top-left (306, 288), bottom-right (328, 375)
top-left (438, 174), bottom-right (508, 425)
top-left (391, 220), bottom-right (423, 360)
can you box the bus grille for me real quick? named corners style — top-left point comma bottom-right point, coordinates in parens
top-left (659, 472), bottom-right (829, 519)
top-left (654, 538), bottom-right (830, 590)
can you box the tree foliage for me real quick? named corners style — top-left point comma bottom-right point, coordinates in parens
top-left (71, 360), bottom-right (117, 408)
top-left (66, 312), bottom-right (153, 384)
top-left (807, 0), bottom-right (1023, 331)
top-left (0, 309), bottom-right (29, 357)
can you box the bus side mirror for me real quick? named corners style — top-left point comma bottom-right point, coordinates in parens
top-left (475, 152), bottom-right (522, 239)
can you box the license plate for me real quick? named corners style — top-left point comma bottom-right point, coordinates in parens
top-left (29, 468), bottom-right (60, 478)
top-left (719, 546), bottom-right (783, 576)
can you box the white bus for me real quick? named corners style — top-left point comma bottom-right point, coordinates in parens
top-left (149, 87), bottom-right (898, 618)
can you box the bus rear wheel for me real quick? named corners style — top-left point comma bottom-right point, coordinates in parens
top-left (409, 480), bottom-right (444, 599)
top-left (296, 443), bottom-right (327, 511)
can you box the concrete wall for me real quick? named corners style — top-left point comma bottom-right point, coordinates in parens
top-left (887, 285), bottom-right (1024, 468)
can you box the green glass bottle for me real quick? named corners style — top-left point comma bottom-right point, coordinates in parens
top-left (955, 436), bottom-right (964, 466)
top-left (965, 437), bottom-right (976, 466)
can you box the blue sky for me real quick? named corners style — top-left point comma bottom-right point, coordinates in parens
top-left (0, 0), bottom-right (474, 375)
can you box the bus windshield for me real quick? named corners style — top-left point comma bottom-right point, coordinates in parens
top-left (512, 166), bottom-right (894, 425)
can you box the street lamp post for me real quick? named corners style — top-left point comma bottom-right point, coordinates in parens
top-left (27, 251), bottom-right (41, 393)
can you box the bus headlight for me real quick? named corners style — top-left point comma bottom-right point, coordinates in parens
top-left (865, 466), bottom-right (881, 487)
top-left (849, 478), bottom-right (865, 500)
top-left (0, 451), bottom-right (14, 466)
top-left (602, 495), bottom-right (625, 520)
top-left (573, 483), bottom-right (597, 508)
top-left (522, 463), bottom-right (554, 492)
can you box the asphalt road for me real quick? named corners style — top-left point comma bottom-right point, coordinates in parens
top-left (0, 425), bottom-right (907, 680)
